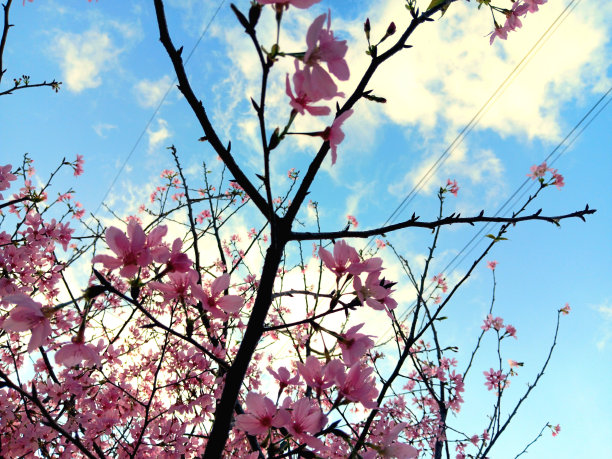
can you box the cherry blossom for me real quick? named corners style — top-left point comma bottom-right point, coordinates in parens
top-left (267, 366), bottom-right (301, 391)
top-left (527, 161), bottom-right (548, 180)
top-left (334, 362), bottom-right (379, 408)
top-left (234, 392), bottom-right (281, 436)
top-left (54, 335), bottom-right (102, 367)
top-left (0, 164), bottom-right (17, 199)
top-left (319, 240), bottom-right (360, 278)
top-left (560, 303), bottom-right (571, 315)
top-left (304, 11), bottom-right (349, 81)
top-left (285, 61), bottom-right (331, 116)
top-left (192, 273), bottom-right (242, 319)
top-left (73, 154), bottom-right (84, 176)
top-left (354, 271), bottom-right (398, 312)
top-left (0, 294), bottom-right (52, 352)
top-left (489, 24), bottom-right (508, 45)
top-left (363, 422), bottom-right (419, 459)
top-left (321, 109), bottom-right (353, 165)
top-left (338, 323), bottom-right (375, 365)
top-left (92, 221), bottom-right (155, 278)
top-left (481, 314), bottom-right (504, 331)
top-left (487, 260), bottom-right (498, 270)
top-left (297, 355), bottom-right (340, 396)
top-left (277, 397), bottom-right (328, 451)
top-left (483, 368), bottom-right (507, 391)
top-left (524, 0), bottom-right (547, 13)
top-left (446, 178), bottom-right (459, 196)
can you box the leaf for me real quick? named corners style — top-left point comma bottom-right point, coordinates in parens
top-left (230, 4), bottom-right (251, 32)
top-left (426, 0), bottom-right (451, 16)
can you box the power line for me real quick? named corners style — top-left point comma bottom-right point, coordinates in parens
top-left (448, 85), bottom-right (612, 272)
top-left (376, 85), bottom-right (612, 344)
top-left (367, 0), bottom-right (581, 250)
top-left (91, 0), bottom-right (226, 219)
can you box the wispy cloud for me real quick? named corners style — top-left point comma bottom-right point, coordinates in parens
top-left (596, 299), bottom-right (612, 350)
top-left (134, 75), bottom-right (174, 108)
top-left (93, 123), bottom-right (118, 138)
top-left (52, 28), bottom-right (122, 93)
top-left (147, 118), bottom-right (172, 154)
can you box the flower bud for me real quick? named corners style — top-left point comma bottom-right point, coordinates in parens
top-left (364, 18), bottom-right (371, 41)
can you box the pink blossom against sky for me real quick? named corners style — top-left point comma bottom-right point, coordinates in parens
top-left (3, 1), bottom-right (612, 457)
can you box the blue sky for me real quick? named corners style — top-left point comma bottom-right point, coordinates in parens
top-left (2, 0), bottom-right (611, 457)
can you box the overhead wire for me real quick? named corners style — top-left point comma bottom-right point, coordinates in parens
top-left (376, 84), bottom-right (612, 345)
top-left (373, 0), bottom-right (610, 343)
top-left (366, 0), bottom-right (581, 251)
top-left (90, 0), bottom-right (226, 220)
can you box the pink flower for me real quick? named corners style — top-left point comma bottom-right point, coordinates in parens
top-left (155, 237), bottom-right (192, 273)
top-left (505, 324), bottom-right (517, 339)
top-left (55, 335), bottom-right (101, 367)
top-left (483, 368), bottom-right (506, 391)
top-left (297, 356), bottom-right (340, 396)
top-left (304, 11), bottom-right (350, 82)
top-left (334, 362), bottom-right (379, 408)
top-left (234, 392), bottom-right (281, 436)
top-left (92, 221), bottom-right (155, 278)
top-left (524, 0), bottom-right (547, 13)
top-left (504, 2), bottom-right (529, 31)
top-left (363, 422), bottom-right (418, 459)
top-left (527, 161), bottom-right (548, 180)
top-left (549, 168), bottom-right (565, 189)
top-left (319, 240), bottom-right (360, 278)
top-left (489, 24), bottom-right (508, 45)
top-left (507, 359), bottom-right (522, 369)
top-left (487, 260), bottom-right (498, 270)
top-left (149, 270), bottom-right (199, 302)
top-left (551, 423), bottom-right (561, 437)
top-left (267, 366), bottom-right (301, 391)
top-left (73, 154), bottom-right (85, 176)
top-left (286, 61), bottom-right (331, 116)
top-left (0, 164), bottom-right (17, 200)
top-left (354, 272), bottom-right (397, 312)
top-left (256, 0), bottom-right (321, 9)
top-left (321, 109), bottom-right (353, 165)
top-left (482, 314), bottom-right (504, 331)
top-left (560, 303), bottom-right (571, 315)
top-left (192, 273), bottom-right (243, 319)
top-left (339, 323), bottom-right (375, 365)
top-left (277, 397), bottom-right (328, 450)
top-left (1, 294), bottom-right (52, 352)
top-left (446, 179), bottom-right (459, 196)
top-left (433, 273), bottom-right (448, 293)
top-left (347, 214), bottom-right (358, 228)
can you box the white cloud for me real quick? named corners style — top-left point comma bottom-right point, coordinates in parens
top-left (147, 118), bottom-right (172, 154)
top-left (596, 300), bottom-right (612, 350)
top-left (356, 1), bottom-right (610, 140)
top-left (52, 28), bottom-right (121, 93)
top-left (93, 123), bottom-right (118, 138)
top-left (134, 75), bottom-right (174, 108)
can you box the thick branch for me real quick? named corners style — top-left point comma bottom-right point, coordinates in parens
top-left (290, 206), bottom-right (595, 241)
top-left (283, 1), bottom-right (458, 225)
top-left (0, 0), bottom-right (12, 84)
top-left (152, 0), bottom-right (270, 218)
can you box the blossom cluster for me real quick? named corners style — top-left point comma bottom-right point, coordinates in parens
top-left (489, 0), bottom-right (548, 44)
top-left (527, 161), bottom-right (565, 189)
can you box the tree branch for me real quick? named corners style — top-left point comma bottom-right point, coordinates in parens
top-left (290, 206), bottom-right (596, 241)
top-left (152, 0), bottom-right (270, 219)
